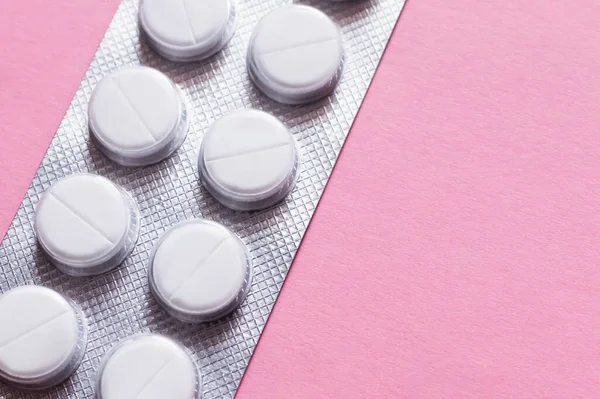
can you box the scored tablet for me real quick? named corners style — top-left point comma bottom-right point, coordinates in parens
top-left (95, 334), bottom-right (201, 399)
top-left (149, 219), bottom-right (252, 323)
top-left (139, 0), bottom-right (236, 61)
top-left (247, 5), bottom-right (344, 104)
top-left (198, 109), bottom-right (299, 211)
top-left (34, 173), bottom-right (140, 276)
top-left (0, 286), bottom-right (87, 390)
top-left (88, 66), bottom-right (189, 167)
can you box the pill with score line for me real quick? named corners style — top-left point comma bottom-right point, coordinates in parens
top-left (247, 5), bottom-right (344, 104)
top-left (0, 286), bottom-right (87, 390)
top-left (148, 219), bottom-right (252, 323)
top-left (198, 109), bottom-right (299, 211)
top-left (139, 0), bottom-right (236, 61)
top-left (34, 173), bottom-right (140, 276)
top-left (88, 66), bottom-right (189, 167)
top-left (95, 334), bottom-right (201, 399)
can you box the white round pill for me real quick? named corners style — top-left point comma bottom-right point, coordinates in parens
top-left (89, 66), bottom-right (188, 167)
top-left (0, 286), bottom-right (87, 390)
top-left (247, 5), bottom-right (344, 104)
top-left (96, 335), bottom-right (201, 399)
top-left (149, 219), bottom-right (252, 323)
top-left (35, 173), bottom-right (140, 276)
top-left (139, 0), bottom-right (236, 61)
top-left (198, 109), bottom-right (299, 211)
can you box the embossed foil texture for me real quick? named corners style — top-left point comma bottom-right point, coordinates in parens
top-left (0, 0), bottom-right (406, 397)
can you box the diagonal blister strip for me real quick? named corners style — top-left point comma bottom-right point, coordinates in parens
top-left (0, 0), bottom-right (408, 397)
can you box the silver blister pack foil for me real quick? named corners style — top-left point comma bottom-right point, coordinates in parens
top-left (0, 0), bottom-right (406, 397)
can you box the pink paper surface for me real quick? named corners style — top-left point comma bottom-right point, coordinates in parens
top-left (2, 0), bottom-right (600, 397)
top-left (0, 0), bottom-right (121, 233)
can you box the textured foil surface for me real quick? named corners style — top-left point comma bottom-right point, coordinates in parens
top-left (0, 0), bottom-right (406, 397)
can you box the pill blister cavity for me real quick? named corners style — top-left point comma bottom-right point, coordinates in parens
top-left (247, 5), bottom-right (344, 104)
top-left (35, 173), bottom-right (140, 276)
top-left (0, 286), bottom-right (87, 390)
top-left (96, 334), bottom-right (201, 399)
top-left (149, 219), bottom-right (252, 323)
top-left (89, 66), bottom-right (189, 167)
top-left (199, 109), bottom-right (299, 211)
top-left (139, 0), bottom-right (236, 61)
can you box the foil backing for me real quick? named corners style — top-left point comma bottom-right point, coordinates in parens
top-left (0, 0), bottom-right (406, 397)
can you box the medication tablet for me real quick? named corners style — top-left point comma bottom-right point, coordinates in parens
top-left (247, 5), bottom-right (344, 104)
top-left (0, 286), bottom-right (87, 390)
top-left (149, 219), bottom-right (252, 323)
top-left (95, 335), bottom-right (201, 399)
top-left (89, 66), bottom-right (188, 167)
top-left (139, 0), bottom-right (236, 62)
top-left (198, 109), bottom-right (299, 211)
top-left (35, 173), bottom-right (140, 276)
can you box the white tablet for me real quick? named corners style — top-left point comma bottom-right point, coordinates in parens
top-left (89, 66), bottom-right (188, 166)
top-left (0, 286), bottom-right (87, 390)
top-left (96, 334), bottom-right (201, 399)
top-left (247, 5), bottom-right (344, 104)
top-left (139, 0), bottom-right (236, 61)
top-left (149, 219), bottom-right (252, 323)
top-left (35, 173), bottom-right (140, 276)
top-left (198, 109), bottom-right (299, 211)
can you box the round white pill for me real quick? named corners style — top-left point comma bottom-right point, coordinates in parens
top-left (0, 286), bottom-right (87, 390)
top-left (247, 5), bottom-right (344, 104)
top-left (139, 0), bottom-right (235, 61)
top-left (149, 219), bottom-right (252, 323)
top-left (89, 66), bottom-right (188, 167)
top-left (96, 335), bottom-right (201, 399)
top-left (198, 109), bottom-right (299, 211)
top-left (35, 173), bottom-right (140, 276)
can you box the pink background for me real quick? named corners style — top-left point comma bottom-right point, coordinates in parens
top-left (2, 0), bottom-right (600, 397)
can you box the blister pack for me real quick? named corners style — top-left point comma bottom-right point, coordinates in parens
top-left (0, 0), bottom-right (407, 397)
